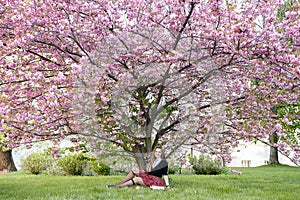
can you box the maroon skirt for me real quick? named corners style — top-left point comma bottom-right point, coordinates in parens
top-left (139, 171), bottom-right (164, 186)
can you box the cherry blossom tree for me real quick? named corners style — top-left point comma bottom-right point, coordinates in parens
top-left (265, 0), bottom-right (300, 164)
top-left (0, 0), bottom-right (299, 168)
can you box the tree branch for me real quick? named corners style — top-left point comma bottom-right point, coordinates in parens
top-left (173, 2), bottom-right (195, 50)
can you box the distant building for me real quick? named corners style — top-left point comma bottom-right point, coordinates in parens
top-left (186, 141), bottom-right (298, 168)
top-left (227, 141), bottom-right (297, 167)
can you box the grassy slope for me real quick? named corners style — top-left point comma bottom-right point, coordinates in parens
top-left (0, 165), bottom-right (299, 200)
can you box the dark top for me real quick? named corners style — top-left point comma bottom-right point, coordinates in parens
top-left (148, 159), bottom-right (168, 178)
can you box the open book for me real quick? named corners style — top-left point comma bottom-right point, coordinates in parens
top-left (150, 185), bottom-right (165, 190)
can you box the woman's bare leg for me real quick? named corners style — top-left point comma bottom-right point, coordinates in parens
top-left (117, 177), bottom-right (146, 188)
top-left (118, 168), bottom-right (140, 184)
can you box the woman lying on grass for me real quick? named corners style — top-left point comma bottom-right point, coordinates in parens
top-left (107, 146), bottom-right (172, 190)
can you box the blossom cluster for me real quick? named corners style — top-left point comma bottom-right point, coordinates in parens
top-left (229, 168), bottom-right (242, 175)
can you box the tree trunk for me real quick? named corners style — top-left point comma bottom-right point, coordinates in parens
top-left (269, 132), bottom-right (279, 165)
top-left (0, 149), bottom-right (17, 171)
top-left (132, 144), bottom-right (148, 170)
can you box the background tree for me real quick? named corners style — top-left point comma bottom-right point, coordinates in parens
top-left (263, 0), bottom-right (300, 164)
top-left (269, 102), bottom-right (300, 164)
top-left (269, 0), bottom-right (300, 165)
top-left (0, 0), bottom-right (299, 168)
top-left (0, 132), bottom-right (17, 171)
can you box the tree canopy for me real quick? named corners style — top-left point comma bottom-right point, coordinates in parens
top-left (0, 0), bottom-right (299, 166)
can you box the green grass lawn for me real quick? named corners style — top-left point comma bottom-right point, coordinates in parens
top-left (0, 165), bottom-right (299, 200)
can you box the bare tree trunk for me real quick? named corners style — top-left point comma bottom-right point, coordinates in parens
top-left (269, 132), bottom-right (279, 165)
top-left (132, 144), bottom-right (148, 170)
top-left (0, 149), bottom-right (17, 171)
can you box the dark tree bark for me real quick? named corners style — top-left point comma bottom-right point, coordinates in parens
top-left (132, 144), bottom-right (148, 170)
top-left (269, 132), bottom-right (280, 164)
top-left (0, 149), bottom-right (17, 171)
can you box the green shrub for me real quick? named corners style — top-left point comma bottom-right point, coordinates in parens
top-left (168, 166), bottom-right (179, 174)
top-left (189, 154), bottom-right (227, 175)
top-left (21, 152), bottom-right (53, 175)
top-left (56, 152), bottom-right (87, 175)
top-left (91, 161), bottom-right (110, 175)
top-left (45, 163), bottom-right (67, 176)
